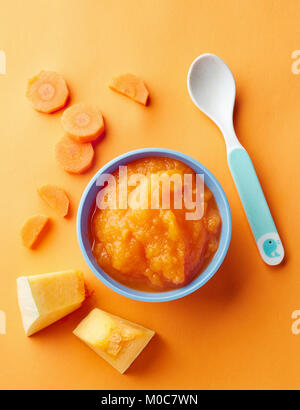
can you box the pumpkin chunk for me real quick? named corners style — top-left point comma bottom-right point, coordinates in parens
top-left (17, 270), bottom-right (85, 336)
top-left (73, 308), bottom-right (155, 373)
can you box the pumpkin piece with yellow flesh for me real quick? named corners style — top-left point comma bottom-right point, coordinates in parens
top-left (73, 308), bottom-right (154, 373)
top-left (17, 270), bottom-right (86, 336)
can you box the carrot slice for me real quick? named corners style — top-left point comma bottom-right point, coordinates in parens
top-left (109, 74), bottom-right (149, 105)
top-left (38, 185), bottom-right (70, 217)
top-left (26, 71), bottom-right (69, 113)
top-left (55, 135), bottom-right (94, 174)
top-left (21, 215), bottom-right (50, 249)
top-left (61, 103), bottom-right (104, 143)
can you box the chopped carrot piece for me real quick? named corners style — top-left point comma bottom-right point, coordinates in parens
top-left (38, 185), bottom-right (70, 217)
top-left (55, 135), bottom-right (94, 174)
top-left (61, 103), bottom-right (104, 143)
top-left (109, 74), bottom-right (149, 105)
top-left (26, 71), bottom-right (69, 113)
top-left (21, 215), bottom-right (50, 249)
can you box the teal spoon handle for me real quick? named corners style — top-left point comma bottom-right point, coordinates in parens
top-left (228, 147), bottom-right (284, 265)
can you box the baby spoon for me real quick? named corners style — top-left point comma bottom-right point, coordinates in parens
top-left (187, 53), bottom-right (284, 265)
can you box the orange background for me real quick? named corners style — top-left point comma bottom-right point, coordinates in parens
top-left (0, 0), bottom-right (299, 390)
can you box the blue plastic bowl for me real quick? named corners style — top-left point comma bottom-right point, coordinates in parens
top-left (77, 148), bottom-right (231, 302)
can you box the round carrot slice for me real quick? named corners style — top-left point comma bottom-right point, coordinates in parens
top-left (55, 135), bottom-right (94, 174)
top-left (26, 71), bottom-right (69, 113)
top-left (61, 103), bottom-right (104, 143)
top-left (38, 185), bottom-right (70, 217)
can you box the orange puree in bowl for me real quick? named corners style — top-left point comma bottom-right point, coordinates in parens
top-left (89, 157), bottom-right (221, 291)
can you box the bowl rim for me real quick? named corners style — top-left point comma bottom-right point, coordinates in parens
top-left (77, 148), bottom-right (232, 302)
